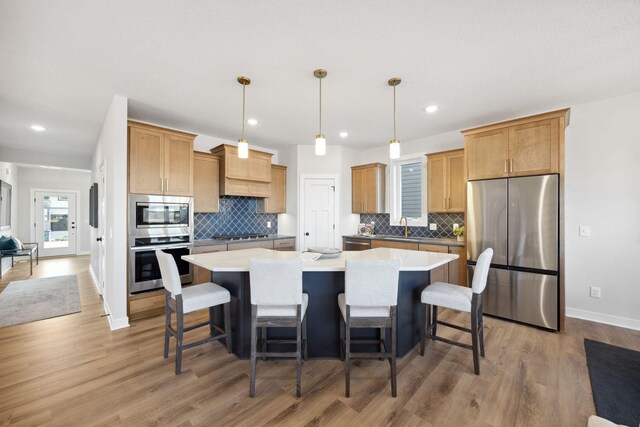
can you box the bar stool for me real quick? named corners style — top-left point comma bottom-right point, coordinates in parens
top-left (338, 259), bottom-right (400, 397)
top-left (248, 258), bottom-right (308, 398)
top-left (156, 250), bottom-right (232, 375)
top-left (420, 248), bottom-right (493, 375)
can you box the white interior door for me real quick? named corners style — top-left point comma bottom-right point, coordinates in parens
top-left (34, 191), bottom-right (77, 257)
top-left (302, 178), bottom-right (336, 251)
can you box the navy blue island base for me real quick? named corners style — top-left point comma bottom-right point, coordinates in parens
top-left (211, 270), bottom-right (431, 359)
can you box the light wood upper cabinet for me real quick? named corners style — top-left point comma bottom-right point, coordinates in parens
top-left (193, 152), bottom-right (220, 213)
top-left (164, 134), bottom-right (194, 196)
top-left (427, 149), bottom-right (465, 213)
top-left (465, 128), bottom-right (509, 181)
top-left (463, 109), bottom-right (569, 181)
top-left (129, 126), bottom-right (165, 195)
top-left (128, 121), bottom-right (195, 196)
top-left (211, 144), bottom-right (273, 197)
top-left (508, 118), bottom-right (559, 176)
top-left (351, 163), bottom-right (386, 214)
top-left (257, 164), bottom-right (287, 213)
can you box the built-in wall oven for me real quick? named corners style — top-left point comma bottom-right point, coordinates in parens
top-left (128, 195), bottom-right (194, 294)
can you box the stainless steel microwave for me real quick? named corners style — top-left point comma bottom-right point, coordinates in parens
top-left (128, 195), bottom-right (193, 238)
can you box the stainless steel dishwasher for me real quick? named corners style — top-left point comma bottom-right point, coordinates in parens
top-left (342, 237), bottom-right (372, 251)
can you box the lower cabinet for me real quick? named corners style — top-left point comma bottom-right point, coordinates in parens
top-left (418, 244), bottom-right (450, 284)
top-left (448, 245), bottom-right (468, 286)
top-left (273, 238), bottom-right (296, 251)
top-left (192, 244), bottom-right (227, 284)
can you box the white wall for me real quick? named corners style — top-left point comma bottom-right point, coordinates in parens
top-left (16, 167), bottom-right (91, 254)
top-left (565, 90), bottom-right (640, 329)
top-left (90, 95), bottom-right (128, 330)
top-left (0, 162), bottom-right (19, 275)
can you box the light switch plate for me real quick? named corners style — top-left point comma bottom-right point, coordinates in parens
top-left (429, 223), bottom-right (437, 231)
top-left (267, 221), bottom-right (271, 228)
top-left (590, 286), bottom-right (601, 298)
top-left (453, 223), bottom-right (459, 231)
top-left (579, 225), bottom-right (590, 237)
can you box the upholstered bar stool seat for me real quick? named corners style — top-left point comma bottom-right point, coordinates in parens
top-left (257, 293), bottom-right (309, 317)
top-left (249, 258), bottom-right (308, 398)
top-left (337, 294), bottom-right (390, 318)
top-left (339, 259), bottom-right (400, 398)
top-left (421, 283), bottom-right (473, 312)
top-left (181, 283), bottom-right (231, 313)
top-left (156, 250), bottom-right (232, 375)
top-left (420, 248), bottom-right (493, 375)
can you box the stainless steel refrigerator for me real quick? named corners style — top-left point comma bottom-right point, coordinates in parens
top-left (467, 174), bottom-right (559, 330)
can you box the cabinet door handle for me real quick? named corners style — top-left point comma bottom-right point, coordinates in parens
top-left (165, 178), bottom-right (169, 192)
top-left (160, 178), bottom-right (164, 192)
top-left (509, 159), bottom-right (513, 173)
top-left (443, 197), bottom-right (447, 210)
top-left (504, 159), bottom-right (508, 173)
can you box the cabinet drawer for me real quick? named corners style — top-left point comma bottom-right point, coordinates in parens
top-left (192, 244), bottom-right (227, 254)
top-left (371, 240), bottom-right (419, 251)
top-left (418, 244), bottom-right (449, 253)
top-left (273, 238), bottom-right (295, 250)
top-left (227, 240), bottom-right (274, 251)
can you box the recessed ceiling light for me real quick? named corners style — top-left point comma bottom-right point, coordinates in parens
top-left (425, 105), bottom-right (439, 113)
top-left (30, 124), bottom-right (46, 132)
top-left (247, 118), bottom-right (258, 126)
top-left (339, 131), bottom-right (348, 138)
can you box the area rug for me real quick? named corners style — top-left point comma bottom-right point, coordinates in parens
top-left (584, 338), bottom-right (640, 426)
top-left (0, 274), bottom-right (81, 328)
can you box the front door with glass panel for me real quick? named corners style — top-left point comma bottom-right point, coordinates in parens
top-left (34, 192), bottom-right (77, 257)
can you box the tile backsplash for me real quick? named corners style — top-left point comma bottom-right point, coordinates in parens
top-left (194, 196), bottom-right (278, 239)
top-left (359, 212), bottom-right (464, 239)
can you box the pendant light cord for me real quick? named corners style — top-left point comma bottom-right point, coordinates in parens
top-left (319, 77), bottom-right (322, 135)
top-left (393, 85), bottom-right (397, 140)
top-left (241, 84), bottom-right (246, 140)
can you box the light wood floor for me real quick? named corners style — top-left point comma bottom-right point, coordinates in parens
top-left (1, 257), bottom-right (639, 427)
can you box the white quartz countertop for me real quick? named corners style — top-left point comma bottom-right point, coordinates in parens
top-left (182, 248), bottom-right (458, 272)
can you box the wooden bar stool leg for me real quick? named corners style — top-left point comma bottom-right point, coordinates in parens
top-left (302, 313), bottom-right (308, 361)
top-left (390, 306), bottom-right (397, 397)
top-left (261, 326), bottom-right (267, 361)
top-left (224, 301), bottom-right (232, 354)
top-left (420, 303), bottom-right (427, 356)
top-left (249, 305), bottom-right (258, 397)
top-left (163, 292), bottom-right (171, 359)
top-left (339, 316), bottom-right (345, 361)
top-left (479, 300), bottom-right (485, 358)
top-left (208, 306), bottom-right (215, 337)
top-left (175, 300), bottom-right (184, 375)
top-left (345, 308), bottom-right (351, 398)
top-left (471, 297), bottom-right (480, 375)
top-left (432, 305), bottom-right (438, 338)
top-left (296, 306), bottom-right (302, 398)
top-left (379, 327), bottom-right (385, 360)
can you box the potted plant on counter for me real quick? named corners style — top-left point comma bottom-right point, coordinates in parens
top-left (453, 226), bottom-right (465, 242)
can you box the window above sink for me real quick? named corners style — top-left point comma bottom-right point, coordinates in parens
top-left (389, 156), bottom-right (428, 227)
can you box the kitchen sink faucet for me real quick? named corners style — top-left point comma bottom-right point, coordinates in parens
top-left (400, 217), bottom-right (410, 238)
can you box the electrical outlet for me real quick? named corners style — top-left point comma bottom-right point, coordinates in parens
top-left (429, 223), bottom-right (437, 231)
top-left (589, 286), bottom-right (601, 298)
top-left (453, 223), bottom-right (460, 231)
top-left (267, 221), bottom-right (271, 228)
top-left (579, 225), bottom-right (590, 237)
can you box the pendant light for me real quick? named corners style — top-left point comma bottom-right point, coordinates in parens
top-left (388, 77), bottom-right (401, 159)
top-left (314, 69), bottom-right (327, 156)
top-left (237, 76), bottom-right (251, 159)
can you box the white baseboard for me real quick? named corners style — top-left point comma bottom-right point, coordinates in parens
top-left (88, 264), bottom-right (101, 295)
top-left (566, 307), bottom-right (640, 331)
top-left (103, 300), bottom-right (130, 331)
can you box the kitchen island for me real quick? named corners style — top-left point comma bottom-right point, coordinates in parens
top-left (183, 248), bottom-right (458, 359)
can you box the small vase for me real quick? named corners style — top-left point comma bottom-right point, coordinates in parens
top-left (457, 236), bottom-right (464, 242)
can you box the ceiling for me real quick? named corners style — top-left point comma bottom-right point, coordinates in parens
top-left (1, 1), bottom-right (640, 157)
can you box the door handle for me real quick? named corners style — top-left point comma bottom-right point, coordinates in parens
top-left (96, 237), bottom-right (103, 242)
top-left (305, 232), bottom-right (309, 236)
